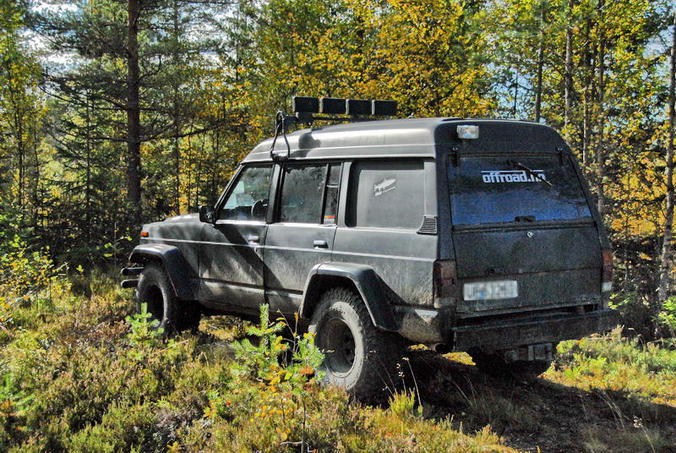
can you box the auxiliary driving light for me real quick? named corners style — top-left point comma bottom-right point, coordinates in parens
top-left (292, 96), bottom-right (320, 113)
top-left (320, 97), bottom-right (347, 114)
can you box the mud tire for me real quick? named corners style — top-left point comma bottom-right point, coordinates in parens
top-left (309, 287), bottom-right (404, 401)
top-left (135, 263), bottom-right (200, 335)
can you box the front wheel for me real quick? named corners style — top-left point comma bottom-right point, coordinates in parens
top-left (135, 263), bottom-right (200, 335)
top-left (309, 287), bottom-right (404, 400)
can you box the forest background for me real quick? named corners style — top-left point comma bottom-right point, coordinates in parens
top-left (1, 0), bottom-right (675, 339)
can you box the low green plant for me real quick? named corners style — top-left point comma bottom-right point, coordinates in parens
top-left (657, 297), bottom-right (676, 343)
top-left (389, 391), bottom-right (422, 418)
top-left (125, 303), bottom-right (164, 347)
top-left (548, 328), bottom-right (676, 405)
top-left (0, 235), bottom-right (67, 330)
top-left (209, 305), bottom-right (324, 445)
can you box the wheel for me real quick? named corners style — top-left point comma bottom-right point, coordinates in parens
top-left (135, 263), bottom-right (201, 335)
top-left (309, 287), bottom-right (404, 400)
top-left (469, 349), bottom-right (551, 381)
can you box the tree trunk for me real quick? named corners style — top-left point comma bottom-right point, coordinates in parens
top-left (595, 3), bottom-right (606, 218)
top-left (534, 3), bottom-right (545, 123)
top-left (85, 93), bottom-right (92, 246)
top-left (17, 111), bottom-right (24, 212)
top-left (172, 0), bottom-right (181, 213)
top-left (657, 11), bottom-right (676, 303)
top-left (126, 0), bottom-right (142, 219)
top-left (564, 0), bottom-right (574, 132)
top-left (582, 19), bottom-right (592, 165)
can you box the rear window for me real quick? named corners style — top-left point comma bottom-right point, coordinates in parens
top-left (448, 155), bottom-right (591, 225)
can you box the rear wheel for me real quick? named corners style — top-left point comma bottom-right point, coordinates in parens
top-left (135, 263), bottom-right (200, 335)
top-left (309, 287), bottom-right (404, 401)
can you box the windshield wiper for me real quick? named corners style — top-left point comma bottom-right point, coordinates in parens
top-left (508, 160), bottom-right (553, 187)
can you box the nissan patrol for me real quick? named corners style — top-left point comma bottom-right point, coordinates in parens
top-left (122, 97), bottom-right (618, 398)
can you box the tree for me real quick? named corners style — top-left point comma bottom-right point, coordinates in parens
top-left (657, 10), bottom-right (676, 305)
top-left (0, 0), bottom-right (44, 222)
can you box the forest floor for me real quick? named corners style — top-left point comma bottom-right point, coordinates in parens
top-left (409, 349), bottom-right (675, 452)
top-left (0, 270), bottom-right (674, 452)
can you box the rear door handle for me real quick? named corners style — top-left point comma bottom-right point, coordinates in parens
top-left (313, 240), bottom-right (328, 248)
top-left (246, 234), bottom-right (260, 244)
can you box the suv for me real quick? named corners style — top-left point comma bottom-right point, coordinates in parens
top-left (123, 99), bottom-right (618, 398)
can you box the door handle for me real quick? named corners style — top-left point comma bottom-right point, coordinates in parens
top-left (246, 234), bottom-right (260, 244)
top-left (313, 240), bottom-right (328, 248)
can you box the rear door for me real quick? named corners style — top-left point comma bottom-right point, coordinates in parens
top-left (264, 162), bottom-right (340, 314)
top-left (448, 153), bottom-right (602, 314)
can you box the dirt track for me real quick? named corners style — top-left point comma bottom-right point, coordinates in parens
top-left (406, 350), bottom-right (676, 453)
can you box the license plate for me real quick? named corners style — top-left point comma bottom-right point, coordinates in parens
top-left (463, 280), bottom-right (518, 301)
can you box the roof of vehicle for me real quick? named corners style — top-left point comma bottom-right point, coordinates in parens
top-left (243, 117), bottom-right (566, 163)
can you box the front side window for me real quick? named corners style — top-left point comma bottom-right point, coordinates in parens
top-left (219, 165), bottom-right (272, 221)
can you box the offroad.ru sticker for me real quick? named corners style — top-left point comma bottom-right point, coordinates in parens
top-left (481, 170), bottom-right (546, 183)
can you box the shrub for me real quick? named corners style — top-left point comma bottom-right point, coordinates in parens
top-left (0, 234), bottom-right (68, 332)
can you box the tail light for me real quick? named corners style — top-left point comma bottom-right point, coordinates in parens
top-left (434, 260), bottom-right (457, 297)
top-left (601, 249), bottom-right (613, 293)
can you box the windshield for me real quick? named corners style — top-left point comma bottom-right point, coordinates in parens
top-left (448, 155), bottom-right (591, 225)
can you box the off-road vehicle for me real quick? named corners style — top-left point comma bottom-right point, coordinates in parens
top-left (122, 96), bottom-right (618, 398)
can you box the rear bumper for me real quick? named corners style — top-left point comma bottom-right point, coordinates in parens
top-left (451, 308), bottom-right (619, 352)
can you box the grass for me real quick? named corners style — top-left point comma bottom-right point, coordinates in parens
top-left (0, 270), bottom-right (513, 452)
top-left (545, 327), bottom-right (676, 407)
top-left (0, 266), bottom-right (673, 452)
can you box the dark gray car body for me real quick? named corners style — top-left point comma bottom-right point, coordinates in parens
top-left (126, 118), bottom-right (618, 353)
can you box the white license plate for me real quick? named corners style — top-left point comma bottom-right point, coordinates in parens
top-left (463, 280), bottom-right (518, 301)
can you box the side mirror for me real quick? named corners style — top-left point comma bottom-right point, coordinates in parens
top-left (199, 205), bottom-right (215, 223)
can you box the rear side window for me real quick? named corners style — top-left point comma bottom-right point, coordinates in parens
top-left (448, 155), bottom-right (591, 225)
top-left (279, 163), bottom-right (342, 224)
top-left (347, 160), bottom-right (424, 229)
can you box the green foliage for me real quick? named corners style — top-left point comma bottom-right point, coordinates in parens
top-left (549, 327), bottom-right (676, 406)
top-left (125, 302), bottom-right (163, 347)
top-left (0, 232), bottom-right (67, 331)
top-left (610, 291), bottom-right (655, 339)
top-left (0, 274), bottom-right (519, 452)
top-left (657, 298), bottom-right (676, 341)
top-left (388, 391), bottom-right (423, 418)
top-left (229, 304), bottom-right (324, 389)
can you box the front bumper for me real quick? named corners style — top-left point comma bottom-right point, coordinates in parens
top-left (451, 308), bottom-right (619, 352)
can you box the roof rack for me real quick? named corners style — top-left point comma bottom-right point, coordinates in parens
top-left (269, 96), bottom-right (398, 160)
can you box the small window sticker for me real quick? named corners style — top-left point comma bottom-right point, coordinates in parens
top-left (374, 178), bottom-right (396, 197)
top-left (481, 170), bottom-right (547, 183)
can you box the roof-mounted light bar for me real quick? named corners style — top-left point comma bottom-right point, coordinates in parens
top-left (291, 96), bottom-right (398, 125)
top-left (272, 96), bottom-right (399, 161)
